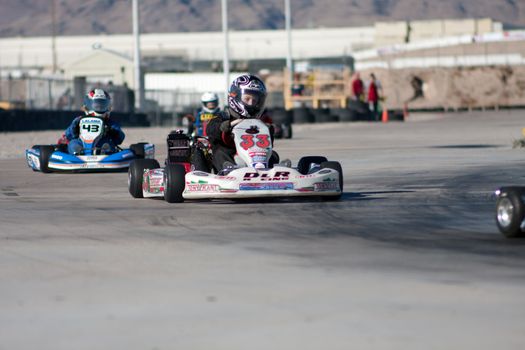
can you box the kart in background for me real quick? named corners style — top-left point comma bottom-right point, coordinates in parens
top-left (495, 187), bottom-right (525, 238)
top-left (25, 116), bottom-right (154, 173)
top-left (128, 118), bottom-right (342, 203)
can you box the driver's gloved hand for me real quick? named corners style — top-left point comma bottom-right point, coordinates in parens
top-left (106, 126), bottom-right (117, 137)
top-left (219, 120), bottom-right (231, 133)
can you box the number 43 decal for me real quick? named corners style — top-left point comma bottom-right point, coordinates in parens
top-left (82, 124), bottom-right (100, 133)
top-left (240, 134), bottom-right (270, 150)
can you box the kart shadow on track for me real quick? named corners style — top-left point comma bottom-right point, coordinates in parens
top-left (195, 191), bottom-right (415, 204)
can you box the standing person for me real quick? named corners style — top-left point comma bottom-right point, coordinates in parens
top-left (65, 89), bottom-right (125, 154)
top-left (367, 73), bottom-right (382, 121)
top-left (206, 74), bottom-right (278, 172)
top-left (351, 72), bottom-right (364, 101)
top-left (187, 92), bottom-right (225, 137)
top-left (290, 72), bottom-right (305, 108)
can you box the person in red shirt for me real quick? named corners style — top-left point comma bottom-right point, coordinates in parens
top-left (367, 73), bottom-right (382, 121)
top-left (351, 72), bottom-right (364, 101)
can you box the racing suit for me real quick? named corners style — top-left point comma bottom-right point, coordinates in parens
top-left (65, 115), bottom-right (125, 154)
top-left (206, 108), bottom-right (277, 172)
top-left (188, 109), bottom-right (226, 137)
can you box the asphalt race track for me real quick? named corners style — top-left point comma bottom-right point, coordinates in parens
top-left (1, 111), bottom-right (525, 349)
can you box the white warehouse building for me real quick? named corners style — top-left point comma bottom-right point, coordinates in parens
top-left (0, 18), bottom-right (503, 88)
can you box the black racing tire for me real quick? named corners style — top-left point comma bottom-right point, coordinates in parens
top-left (293, 107), bottom-right (314, 124)
top-left (164, 164), bottom-right (186, 203)
top-left (269, 150), bottom-right (280, 168)
top-left (34, 145), bottom-right (55, 173)
top-left (130, 142), bottom-right (148, 158)
top-left (271, 108), bottom-right (293, 124)
top-left (320, 161), bottom-right (343, 200)
top-left (297, 156), bottom-right (328, 175)
top-left (128, 158), bottom-right (160, 198)
top-left (282, 123), bottom-right (293, 139)
top-left (496, 187), bottom-right (525, 238)
top-left (191, 148), bottom-right (211, 172)
top-left (334, 108), bottom-right (357, 122)
top-left (312, 108), bottom-right (331, 123)
top-left (273, 124), bottom-right (284, 139)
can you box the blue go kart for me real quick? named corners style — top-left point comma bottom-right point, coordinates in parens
top-left (26, 116), bottom-right (154, 173)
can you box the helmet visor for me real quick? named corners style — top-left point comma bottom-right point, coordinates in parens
top-left (88, 98), bottom-right (111, 114)
top-left (204, 101), bottom-right (218, 109)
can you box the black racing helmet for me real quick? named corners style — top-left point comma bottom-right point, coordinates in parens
top-left (228, 74), bottom-right (267, 119)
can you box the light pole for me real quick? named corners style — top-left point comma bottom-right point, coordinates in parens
top-left (221, 0), bottom-right (230, 100)
top-left (51, 0), bottom-right (57, 74)
top-left (132, 0), bottom-right (144, 111)
top-left (285, 0), bottom-right (293, 81)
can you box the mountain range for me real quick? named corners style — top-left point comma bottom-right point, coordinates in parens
top-left (0, 0), bottom-right (523, 38)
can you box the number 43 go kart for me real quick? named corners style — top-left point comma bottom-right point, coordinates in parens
top-left (128, 118), bottom-right (343, 203)
top-left (25, 116), bottom-right (154, 173)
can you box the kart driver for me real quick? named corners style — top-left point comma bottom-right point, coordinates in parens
top-left (187, 92), bottom-right (225, 137)
top-left (206, 74), bottom-right (278, 172)
top-left (65, 89), bottom-right (125, 155)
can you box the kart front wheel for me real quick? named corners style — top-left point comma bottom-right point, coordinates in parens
top-left (320, 161), bottom-right (343, 201)
top-left (34, 145), bottom-right (55, 173)
top-left (164, 164), bottom-right (186, 203)
top-left (130, 142), bottom-right (149, 158)
top-left (128, 159), bottom-right (160, 198)
top-left (297, 156), bottom-right (328, 175)
top-left (496, 188), bottom-right (525, 238)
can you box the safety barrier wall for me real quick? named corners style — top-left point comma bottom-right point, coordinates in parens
top-left (0, 109), bottom-right (150, 132)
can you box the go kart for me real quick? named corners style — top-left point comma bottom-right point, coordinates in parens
top-left (25, 116), bottom-right (154, 173)
top-left (128, 118), bottom-right (342, 203)
top-left (495, 187), bottom-right (525, 238)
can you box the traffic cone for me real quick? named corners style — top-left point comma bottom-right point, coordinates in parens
top-left (381, 108), bottom-right (388, 123)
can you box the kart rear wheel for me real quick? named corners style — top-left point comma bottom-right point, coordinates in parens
top-left (320, 161), bottom-right (343, 201)
top-left (34, 145), bottom-right (55, 173)
top-left (164, 164), bottom-right (186, 203)
top-left (282, 123), bottom-right (293, 139)
top-left (297, 156), bottom-right (328, 175)
top-left (496, 188), bottom-right (525, 238)
top-left (128, 159), bottom-right (160, 198)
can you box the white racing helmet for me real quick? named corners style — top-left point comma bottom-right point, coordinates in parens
top-left (201, 92), bottom-right (219, 113)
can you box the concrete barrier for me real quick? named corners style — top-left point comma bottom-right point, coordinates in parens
top-left (0, 109), bottom-right (150, 132)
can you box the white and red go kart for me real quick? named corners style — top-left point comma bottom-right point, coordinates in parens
top-left (128, 118), bottom-right (343, 203)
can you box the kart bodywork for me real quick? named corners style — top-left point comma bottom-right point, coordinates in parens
top-left (129, 119), bottom-right (342, 203)
top-left (26, 116), bottom-right (154, 172)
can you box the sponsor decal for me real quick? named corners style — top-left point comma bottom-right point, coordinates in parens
top-left (122, 152), bottom-right (133, 159)
top-left (51, 154), bottom-right (63, 160)
top-left (186, 184), bottom-right (220, 193)
top-left (249, 151), bottom-right (267, 157)
top-left (200, 113), bottom-right (216, 121)
top-left (251, 156), bottom-right (267, 164)
top-left (245, 125), bottom-right (260, 134)
top-left (314, 181), bottom-right (339, 191)
top-left (252, 162), bottom-right (267, 169)
top-left (318, 169), bottom-right (332, 174)
top-left (216, 176), bottom-right (236, 181)
top-left (243, 171), bottom-right (290, 181)
top-left (240, 182), bottom-right (294, 191)
top-left (192, 171), bottom-right (209, 177)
